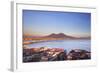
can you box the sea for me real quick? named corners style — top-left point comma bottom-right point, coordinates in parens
top-left (24, 39), bottom-right (91, 53)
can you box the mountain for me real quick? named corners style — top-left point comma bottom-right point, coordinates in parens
top-left (45, 33), bottom-right (76, 39)
top-left (24, 33), bottom-right (90, 40)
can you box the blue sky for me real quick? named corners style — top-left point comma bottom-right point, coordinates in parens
top-left (23, 10), bottom-right (91, 37)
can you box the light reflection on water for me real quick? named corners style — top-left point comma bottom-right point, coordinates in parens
top-left (25, 40), bottom-right (91, 52)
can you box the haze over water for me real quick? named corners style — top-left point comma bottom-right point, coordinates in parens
top-left (25, 40), bottom-right (90, 53)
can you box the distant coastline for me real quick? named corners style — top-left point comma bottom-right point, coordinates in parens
top-left (23, 33), bottom-right (90, 45)
top-left (23, 38), bottom-right (90, 45)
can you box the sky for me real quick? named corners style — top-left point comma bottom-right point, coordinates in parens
top-left (23, 10), bottom-right (91, 37)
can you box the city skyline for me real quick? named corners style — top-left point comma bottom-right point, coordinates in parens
top-left (23, 10), bottom-right (91, 37)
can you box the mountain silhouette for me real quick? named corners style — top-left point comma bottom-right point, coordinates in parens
top-left (45, 33), bottom-right (76, 39)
